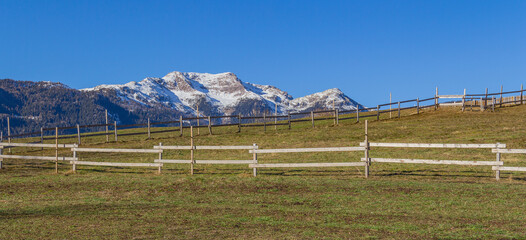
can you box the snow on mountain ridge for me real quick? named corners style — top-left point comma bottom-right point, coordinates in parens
top-left (83, 71), bottom-right (362, 116)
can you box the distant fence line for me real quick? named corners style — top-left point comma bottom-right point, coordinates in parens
top-left (1, 85), bottom-right (525, 144)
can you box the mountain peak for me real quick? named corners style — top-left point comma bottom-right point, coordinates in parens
top-left (83, 70), bottom-right (362, 116)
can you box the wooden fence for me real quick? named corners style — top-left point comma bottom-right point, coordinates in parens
top-left (71, 147), bottom-right (163, 174)
top-left (3, 85), bottom-right (526, 144)
top-left (0, 142), bottom-right (77, 172)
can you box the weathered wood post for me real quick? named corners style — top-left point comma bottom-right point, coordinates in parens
top-left (332, 100), bottom-right (336, 125)
top-left (179, 116), bottom-right (183, 136)
top-left (208, 116), bottom-right (212, 135)
top-left (364, 120), bottom-right (369, 178)
top-left (238, 114), bottom-right (241, 133)
top-left (0, 146), bottom-right (3, 169)
top-left (252, 143), bottom-right (258, 177)
top-left (274, 102), bottom-right (277, 130)
top-left (311, 111), bottom-right (314, 128)
top-left (435, 87), bottom-right (438, 110)
top-left (397, 101), bottom-right (401, 119)
top-left (72, 147), bottom-right (76, 173)
top-left (114, 121), bottom-right (118, 142)
top-left (462, 89), bottom-right (466, 112)
top-left (521, 84), bottom-right (523, 104)
top-left (105, 110), bottom-right (109, 143)
top-left (7, 117), bottom-right (11, 151)
top-left (288, 113), bottom-right (291, 130)
top-left (484, 88), bottom-right (488, 108)
top-left (356, 106), bottom-right (360, 123)
top-left (147, 118), bottom-right (151, 139)
top-left (55, 127), bottom-right (58, 173)
top-left (77, 124), bottom-right (81, 145)
top-left (335, 109), bottom-right (339, 125)
top-left (480, 97), bottom-right (484, 112)
top-left (496, 143), bottom-right (501, 180)
top-left (500, 85), bottom-right (503, 108)
top-left (263, 113), bottom-right (266, 132)
top-left (158, 142), bottom-right (163, 174)
top-left (492, 97), bottom-right (495, 112)
top-left (376, 105), bottom-right (380, 121)
top-left (389, 92), bottom-right (392, 119)
top-left (196, 106), bottom-right (200, 136)
top-left (40, 127), bottom-right (44, 150)
top-left (190, 126), bottom-right (194, 175)
top-left (416, 98), bottom-right (420, 114)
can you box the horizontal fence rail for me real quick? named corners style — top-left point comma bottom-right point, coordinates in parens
top-left (361, 158), bottom-right (503, 166)
top-left (360, 142), bottom-right (506, 149)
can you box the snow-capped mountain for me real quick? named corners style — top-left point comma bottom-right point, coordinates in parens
top-left (83, 71), bottom-right (362, 117)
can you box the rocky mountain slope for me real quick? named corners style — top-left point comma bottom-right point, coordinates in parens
top-left (0, 71), bottom-right (362, 134)
top-left (83, 71), bottom-right (362, 117)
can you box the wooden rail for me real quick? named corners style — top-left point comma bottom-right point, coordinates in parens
top-left (249, 162), bottom-right (367, 168)
top-left (362, 158), bottom-right (503, 166)
top-left (156, 136), bottom-right (259, 175)
top-left (249, 147), bottom-right (365, 154)
top-left (72, 148), bottom-right (162, 153)
top-left (249, 146), bottom-right (367, 177)
top-left (0, 155), bottom-right (77, 161)
top-left (70, 161), bottom-right (162, 174)
top-left (360, 142), bottom-right (506, 149)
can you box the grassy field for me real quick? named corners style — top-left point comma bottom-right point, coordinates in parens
top-left (2, 105), bottom-right (526, 239)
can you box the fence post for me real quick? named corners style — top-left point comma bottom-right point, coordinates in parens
top-left (376, 105), bottom-right (380, 121)
top-left (55, 127), bottom-right (58, 174)
top-left (105, 110), bottom-right (109, 143)
top-left (114, 121), bottom-right (118, 142)
top-left (496, 143), bottom-right (501, 180)
top-left (263, 113), bottom-right (266, 132)
top-left (364, 120), bottom-right (369, 178)
top-left (40, 127), bottom-right (44, 150)
top-left (274, 102), bottom-right (277, 130)
top-left (484, 88), bottom-right (488, 108)
top-left (389, 92), bottom-right (392, 119)
top-left (72, 147), bottom-right (76, 173)
top-left (190, 126), bottom-right (194, 175)
top-left (521, 84), bottom-right (524, 104)
top-left (499, 85), bottom-right (502, 107)
top-left (492, 97), bottom-right (495, 112)
top-left (480, 97), bottom-right (484, 112)
top-left (462, 89), bottom-right (466, 112)
top-left (158, 142), bottom-right (163, 174)
top-left (147, 118), bottom-right (151, 139)
top-left (416, 98), bottom-right (420, 114)
top-left (77, 124), bottom-right (81, 145)
top-left (7, 117), bottom-right (11, 151)
top-left (238, 115), bottom-right (241, 133)
top-left (208, 116), bottom-right (212, 135)
top-left (179, 116), bottom-right (183, 137)
top-left (397, 102), bottom-right (401, 118)
top-left (288, 113), bottom-right (291, 130)
top-left (196, 106), bottom-right (200, 136)
top-left (435, 87), bottom-right (439, 109)
top-left (356, 106), bottom-right (359, 123)
top-left (336, 109), bottom-right (339, 125)
top-left (0, 147), bottom-right (3, 169)
top-left (253, 143), bottom-right (258, 177)
top-left (311, 111), bottom-right (314, 128)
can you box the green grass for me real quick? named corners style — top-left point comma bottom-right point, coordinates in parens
top-left (2, 105), bottom-right (526, 239)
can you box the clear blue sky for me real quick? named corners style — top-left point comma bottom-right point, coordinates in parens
top-left (1, 0), bottom-right (525, 106)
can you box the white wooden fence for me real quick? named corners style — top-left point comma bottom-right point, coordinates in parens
top-left (359, 142), bottom-right (505, 179)
top-left (0, 142), bottom-right (78, 171)
top-left (154, 143), bottom-right (259, 175)
top-left (71, 147), bottom-right (163, 174)
top-left (491, 149), bottom-right (526, 179)
top-left (248, 146), bottom-right (368, 177)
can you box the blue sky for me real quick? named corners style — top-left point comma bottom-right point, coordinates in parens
top-left (1, 0), bottom-right (525, 106)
